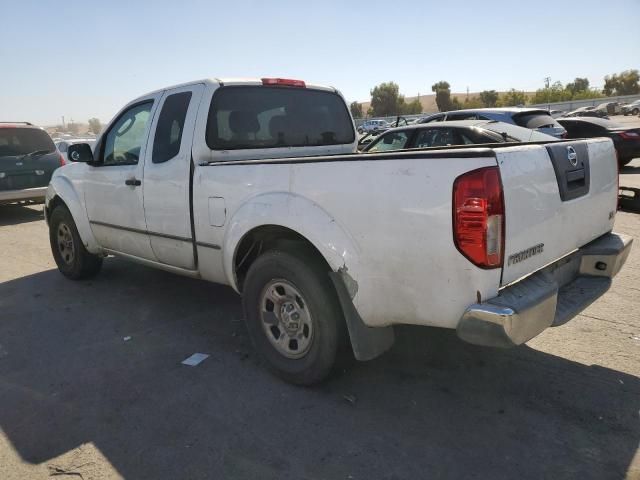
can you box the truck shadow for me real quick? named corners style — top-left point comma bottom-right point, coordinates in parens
top-left (0, 258), bottom-right (637, 479)
top-left (0, 205), bottom-right (44, 226)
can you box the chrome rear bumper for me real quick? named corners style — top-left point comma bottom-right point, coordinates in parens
top-left (457, 232), bottom-right (633, 348)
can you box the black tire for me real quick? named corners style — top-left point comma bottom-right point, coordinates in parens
top-left (242, 249), bottom-right (344, 385)
top-left (632, 108), bottom-right (639, 116)
top-left (49, 205), bottom-right (103, 280)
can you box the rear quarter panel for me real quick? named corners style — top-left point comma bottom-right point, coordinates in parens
top-left (195, 153), bottom-right (502, 329)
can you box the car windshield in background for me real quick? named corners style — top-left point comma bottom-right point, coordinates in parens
top-left (513, 112), bottom-right (559, 129)
top-left (0, 128), bottom-right (55, 157)
top-left (206, 86), bottom-right (355, 150)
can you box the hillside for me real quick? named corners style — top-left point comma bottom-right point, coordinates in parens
top-left (357, 91), bottom-right (535, 116)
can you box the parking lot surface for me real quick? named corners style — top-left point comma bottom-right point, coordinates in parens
top-left (1, 156), bottom-right (639, 479)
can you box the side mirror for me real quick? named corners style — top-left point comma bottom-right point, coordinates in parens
top-left (67, 143), bottom-right (94, 163)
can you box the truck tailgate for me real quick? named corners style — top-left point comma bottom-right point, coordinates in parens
top-left (498, 139), bottom-right (618, 286)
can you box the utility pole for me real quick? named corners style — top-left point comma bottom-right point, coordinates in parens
top-left (544, 76), bottom-right (551, 111)
top-left (62, 116), bottom-right (65, 129)
top-left (466, 86), bottom-right (469, 100)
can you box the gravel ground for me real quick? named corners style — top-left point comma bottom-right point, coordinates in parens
top-left (0, 157), bottom-right (639, 480)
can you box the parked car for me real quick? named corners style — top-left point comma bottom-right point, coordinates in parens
top-left (357, 119), bottom-right (389, 134)
top-left (55, 138), bottom-right (96, 164)
top-left (0, 122), bottom-right (64, 205)
top-left (46, 77), bottom-right (631, 385)
top-left (549, 109), bottom-right (566, 118)
top-left (362, 120), bottom-right (556, 152)
top-left (621, 100), bottom-right (640, 116)
top-left (557, 117), bottom-right (640, 167)
top-left (563, 106), bottom-right (609, 119)
top-left (596, 102), bottom-right (622, 115)
top-left (418, 108), bottom-right (567, 138)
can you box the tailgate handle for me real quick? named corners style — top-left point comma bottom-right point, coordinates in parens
top-left (125, 178), bottom-right (141, 186)
top-left (566, 168), bottom-right (585, 188)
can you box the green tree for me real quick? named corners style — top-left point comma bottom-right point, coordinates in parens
top-left (479, 90), bottom-right (499, 107)
top-left (88, 117), bottom-right (102, 134)
top-left (402, 98), bottom-right (422, 115)
top-left (529, 81), bottom-right (573, 104)
top-left (565, 77), bottom-right (589, 95)
top-left (451, 97), bottom-right (463, 110)
top-left (499, 89), bottom-right (528, 107)
top-left (572, 89), bottom-right (602, 100)
top-left (431, 81), bottom-right (453, 111)
top-left (463, 96), bottom-right (484, 109)
top-left (603, 70), bottom-right (640, 96)
top-left (350, 101), bottom-right (363, 119)
top-left (369, 82), bottom-right (405, 117)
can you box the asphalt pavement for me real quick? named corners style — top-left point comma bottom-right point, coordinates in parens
top-left (0, 154), bottom-right (639, 480)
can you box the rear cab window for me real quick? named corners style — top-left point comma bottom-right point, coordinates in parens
top-left (206, 86), bottom-right (355, 151)
top-left (152, 91), bottom-right (192, 163)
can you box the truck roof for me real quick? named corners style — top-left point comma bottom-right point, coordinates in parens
top-left (131, 77), bottom-right (337, 103)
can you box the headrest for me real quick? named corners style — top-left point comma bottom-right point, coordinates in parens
top-left (229, 111), bottom-right (259, 135)
top-left (269, 115), bottom-right (289, 138)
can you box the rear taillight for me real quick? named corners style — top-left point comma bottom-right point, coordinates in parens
top-left (261, 78), bottom-right (306, 88)
top-left (453, 167), bottom-right (505, 269)
top-left (58, 153), bottom-right (65, 166)
top-left (618, 131), bottom-right (640, 140)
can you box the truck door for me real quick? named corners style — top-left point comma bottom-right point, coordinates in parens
top-left (84, 95), bottom-right (160, 260)
top-left (142, 84), bottom-right (205, 270)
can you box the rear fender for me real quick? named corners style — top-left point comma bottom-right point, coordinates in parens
top-left (222, 192), bottom-right (361, 292)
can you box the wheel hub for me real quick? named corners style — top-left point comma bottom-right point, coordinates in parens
top-left (56, 223), bottom-right (75, 265)
top-left (259, 280), bottom-right (314, 359)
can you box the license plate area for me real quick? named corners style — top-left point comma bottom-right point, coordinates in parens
top-left (545, 142), bottom-right (590, 201)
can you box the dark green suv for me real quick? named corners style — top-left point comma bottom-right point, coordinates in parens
top-left (0, 123), bottom-right (63, 205)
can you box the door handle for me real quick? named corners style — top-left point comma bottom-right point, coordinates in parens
top-left (125, 178), bottom-right (141, 186)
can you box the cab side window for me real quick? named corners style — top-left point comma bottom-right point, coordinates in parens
top-left (102, 102), bottom-right (153, 166)
top-left (152, 92), bottom-right (192, 164)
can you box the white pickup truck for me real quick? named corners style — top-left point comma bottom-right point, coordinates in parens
top-left (46, 77), bottom-right (632, 385)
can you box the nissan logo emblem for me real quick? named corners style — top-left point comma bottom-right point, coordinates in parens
top-left (567, 146), bottom-right (578, 167)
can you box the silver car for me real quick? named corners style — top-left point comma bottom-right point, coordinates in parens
top-left (622, 100), bottom-right (640, 116)
top-left (418, 107), bottom-right (566, 138)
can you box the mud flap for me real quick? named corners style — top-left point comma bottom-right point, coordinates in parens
top-left (329, 271), bottom-right (395, 361)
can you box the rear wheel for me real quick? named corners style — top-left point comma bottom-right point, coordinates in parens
top-left (49, 206), bottom-right (103, 279)
top-left (632, 108), bottom-right (639, 116)
top-left (242, 250), bottom-right (344, 385)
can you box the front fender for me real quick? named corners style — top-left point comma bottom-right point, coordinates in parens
top-left (222, 192), bottom-right (361, 292)
top-left (46, 175), bottom-right (101, 254)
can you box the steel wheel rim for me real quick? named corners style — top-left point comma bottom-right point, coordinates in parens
top-left (57, 222), bottom-right (75, 265)
top-left (259, 279), bottom-right (314, 359)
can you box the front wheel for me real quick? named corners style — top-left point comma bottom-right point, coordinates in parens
top-left (49, 205), bottom-right (103, 279)
top-left (242, 250), bottom-right (344, 385)
top-left (632, 108), bottom-right (639, 116)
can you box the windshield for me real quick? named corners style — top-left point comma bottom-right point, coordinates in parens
top-left (206, 86), bottom-right (355, 150)
top-left (0, 128), bottom-right (55, 157)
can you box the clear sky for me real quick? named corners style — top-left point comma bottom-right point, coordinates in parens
top-left (1, 0), bottom-right (639, 125)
